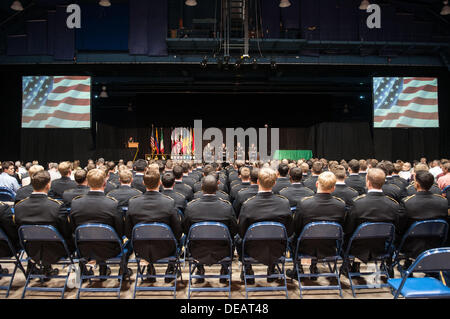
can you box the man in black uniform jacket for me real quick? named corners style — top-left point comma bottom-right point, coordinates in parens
top-left (161, 171), bottom-right (187, 214)
top-left (14, 170), bottom-right (72, 278)
top-left (182, 175), bottom-right (237, 283)
top-left (193, 165), bottom-right (228, 194)
top-left (70, 169), bottom-right (130, 279)
top-left (287, 171), bottom-right (346, 279)
top-left (107, 161), bottom-right (119, 185)
top-left (233, 168), bottom-right (259, 218)
top-left (237, 167), bottom-right (292, 283)
top-left (377, 162), bottom-right (403, 203)
top-left (126, 169), bottom-right (182, 282)
top-left (181, 162), bottom-right (195, 189)
top-left (173, 165), bottom-right (194, 201)
top-left (230, 167), bottom-right (251, 202)
top-left (272, 163), bottom-right (291, 194)
top-left (62, 169), bottom-right (89, 208)
top-left (344, 168), bottom-right (400, 274)
top-left (392, 162), bottom-right (409, 190)
top-left (383, 161), bottom-right (407, 199)
top-left (48, 161), bottom-right (77, 199)
top-left (14, 165), bottom-right (44, 203)
top-left (405, 163), bottom-right (442, 196)
top-left (331, 165), bottom-right (359, 210)
top-left (398, 171), bottom-right (448, 263)
top-left (279, 167), bottom-right (314, 208)
top-left (345, 159), bottom-right (366, 195)
top-left (0, 202), bottom-right (19, 274)
top-left (131, 159), bottom-right (147, 193)
top-left (303, 161), bottom-right (323, 193)
top-left (107, 169), bottom-right (142, 210)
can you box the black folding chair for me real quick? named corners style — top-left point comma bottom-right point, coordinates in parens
top-left (0, 188), bottom-right (15, 202)
top-left (0, 227), bottom-right (26, 297)
top-left (342, 222), bottom-right (395, 297)
top-left (294, 222), bottom-right (344, 298)
top-left (242, 222), bottom-right (289, 299)
top-left (131, 223), bottom-right (182, 299)
top-left (186, 222), bottom-right (233, 299)
top-left (393, 219), bottom-right (448, 275)
top-left (18, 225), bottom-right (76, 299)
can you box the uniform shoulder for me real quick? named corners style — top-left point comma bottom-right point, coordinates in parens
top-left (48, 197), bottom-right (63, 205)
top-left (347, 186), bottom-right (359, 194)
top-left (15, 197), bottom-right (30, 206)
top-left (129, 194), bottom-right (142, 201)
top-left (161, 194), bottom-right (175, 202)
top-left (217, 189), bottom-right (227, 195)
top-left (72, 194), bottom-right (85, 201)
top-left (242, 195), bottom-right (256, 205)
top-left (218, 197), bottom-right (232, 206)
top-left (390, 183), bottom-right (401, 190)
top-left (432, 193), bottom-right (446, 200)
top-left (353, 194), bottom-right (366, 202)
top-left (332, 196), bottom-right (345, 204)
top-left (186, 198), bottom-right (200, 206)
top-left (301, 195), bottom-right (314, 202)
top-left (131, 188), bottom-right (143, 194)
top-left (385, 195), bottom-right (399, 205)
top-left (276, 194), bottom-right (289, 202)
top-left (279, 186), bottom-right (289, 194)
top-left (105, 195), bottom-right (118, 202)
top-left (175, 191), bottom-right (186, 199)
top-left (403, 194), bottom-right (416, 203)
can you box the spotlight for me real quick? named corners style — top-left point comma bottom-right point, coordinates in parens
top-left (359, 0), bottom-right (370, 10)
top-left (270, 60), bottom-right (277, 70)
top-left (185, 0), bottom-right (197, 6)
top-left (360, 95), bottom-right (365, 100)
top-left (100, 86), bottom-right (108, 98)
top-left (94, 94), bottom-right (99, 99)
top-left (441, 1), bottom-right (450, 15)
top-left (99, 0), bottom-right (111, 7)
top-left (279, 0), bottom-right (291, 8)
top-left (10, 1), bottom-right (23, 11)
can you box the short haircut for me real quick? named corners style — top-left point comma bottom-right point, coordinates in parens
top-left (317, 171), bottom-right (336, 191)
top-left (348, 159), bottom-right (360, 173)
top-left (107, 161), bottom-right (116, 171)
top-left (202, 164), bottom-right (214, 176)
top-left (300, 162), bottom-right (309, 173)
top-left (376, 162), bottom-right (388, 176)
top-left (332, 165), bottom-right (346, 180)
top-left (165, 160), bottom-right (174, 170)
top-left (202, 174), bottom-right (218, 194)
top-left (148, 163), bottom-right (159, 172)
top-left (415, 171), bottom-right (434, 191)
top-left (58, 161), bottom-right (71, 176)
top-left (258, 168), bottom-right (277, 189)
top-left (443, 162), bottom-right (450, 172)
top-left (240, 167), bottom-right (250, 179)
top-left (414, 163), bottom-right (429, 173)
top-left (181, 162), bottom-right (190, 173)
top-left (86, 163), bottom-right (96, 171)
top-left (119, 169), bottom-right (133, 184)
top-left (369, 159), bottom-right (378, 168)
top-left (134, 159), bottom-right (147, 172)
top-left (250, 168), bottom-right (259, 183)
top-left (384, 161), bottom-right (394, 175)
top-left (28, 165), bottom-right (44, 178)
top-left (2, 161), bottom-right (13, 171)
top-left (161, 172), bottom-right (176, 188)
top-left (393, 163), bottom-right (402, 174)
top-left (367, 168), bottom-right (385, 189)
top-left (73, 169), bottom-right (87, 184)
top-left (312, 161), bottom-right (323, 174)
top-left (31, 170), bottom-right (51, 191)
top-left (87, 169), bottom-right (106, 188)
top-left (359, 159), bottom-right (368, 171)
top-left (278, 163), bottom-right (289, 177)
top-left (289, 167), bottom-right (303, 182)
top-left (173, 165), bottom-right (183, 179)
top-left (143, 170), bottom-right (160, 189)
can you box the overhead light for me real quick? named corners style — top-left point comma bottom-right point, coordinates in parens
top-left (99, 0), bottom-right (111, 7)
top-left (441, 1), bottom-right (450, 15)
top-left (185, 0), bottom-right (197, 6)
top-left (11, 1), bottom-right (23, 11)
top-left (100, 86), bottom-right (108, 98)
top-left (279, 0), bottom-right (291, 8)
top-left (359, 0), bottom-right (370, 10)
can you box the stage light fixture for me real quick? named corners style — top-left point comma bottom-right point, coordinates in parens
top-left (279, 0), bottom-right (291, 8)
top-left (359, 0), bottom-right (370, 10)
top-left (185, 0), bottom-right (197, 6)
top-left (99, 0), bottom-right (111, 7)
top-left (441, 1), bottom-right (450, 15)
top-left (360, 95), bottom-right (365, 99)
top-left (100, 86), bottom-right (108, 98)
top-left (11, 1), bottom-right (23, 11)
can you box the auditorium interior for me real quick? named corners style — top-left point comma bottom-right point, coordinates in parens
top-left (0, 0), bottom-right (449, 301)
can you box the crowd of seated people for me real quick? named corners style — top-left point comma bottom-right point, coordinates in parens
top-left (0, 156), bottom-right (448, 287)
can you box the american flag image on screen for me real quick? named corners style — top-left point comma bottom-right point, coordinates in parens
top-left (373, 77), bottom-right (439, 128)
top-left (22, 76), bottom-right (91, 128)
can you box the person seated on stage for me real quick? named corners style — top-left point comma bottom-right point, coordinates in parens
top-left (343, 168), bottom-right (400, 276)
top-left (279, 167), bottom-right (314, 208)
top-left (62, 169), bottom-right (90, 208)
top-left (48, 161), bottom-right (77, 200)
top-left (14, 165), bottom-right (44, 204)
top-left (233, 168), bottom-right (259, 217)
top-left (0, 161), bottom-right (20, 197)
top-left (287, 171), bottom-right (346, 280)
top-left (303, 161), bottom-right (323, 193)
top-left (181, 162), bottom-right (195, 189)
top-left (272, 163), bottom-right (291, 195)
top-left (438, 162), bottom-right (450, 191)
top-left (131, 159), bottom-right (147, 193)
top-left (164, 159), bottom-right (174, 173)
top-left (106, 169), bottom-right (142, 210)
top-left (359, 160), bottom-right (368, 180)
top-left (125, 169), bottom-right (182, 282)
top-left (173, 164), bottom-right (194, 202)
top-left (161, 171), bottom-right (187, 214)
top-left (331, 165), bottom-right (359, 210)
top-left (182, 174), bottom-right (237, 283)
top-left (345, 159), bottom-right (366, 195)
top-left (237, 167), bottom-right (292, 284)
top-left (70, 168), bottom-right (131, 280)
top-left (14, 170), bottom-right (72, 279)
top-left (230, 167), bottom-right (251, 202)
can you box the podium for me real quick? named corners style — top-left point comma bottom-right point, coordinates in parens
top-left (127, 142), bottom-right (139, 161)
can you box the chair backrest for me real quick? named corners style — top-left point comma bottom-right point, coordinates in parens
top-left (346, 222), bottom-right (395, 256)
top-left (243, 222), bottom-right (288, 242)
top-left (0, 187), bottom-right (15, 202)
top-left (399, 219), bottom-right (448, 252)
top-left (132, 223), bottom-right (176, 242)
top-left (18, 225), bottom-right (70, 259)
top-left (75, 223), bottom-right (122, 247)
top-left (408, 247), bottom-right (450, 273)
top-left (187, 222), bottom-right (232, 242)
top-left (295, 222), bottom-right (343, 259)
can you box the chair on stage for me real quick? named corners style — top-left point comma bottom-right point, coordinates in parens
top-left (0, 227), bottom-right (26, 298)
top-left (294, 222), bottom-right (344, 298)
top-left (341, 222), bottom-right (395, 297)
top-left (388, 247), bottom-right (450, 299)
top-left (131, 223), bottom-right (182, 299)
top-left (242, 222), bottom-right (289, 299)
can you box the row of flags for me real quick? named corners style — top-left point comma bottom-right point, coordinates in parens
top-left (150, 126), bottom-right (195, 155)
top-left (150, 125), bottom-right (165, 154)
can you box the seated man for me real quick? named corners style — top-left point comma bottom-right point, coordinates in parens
top-left (0, 161), bottom-right (20, 196)
top-left (70, 169), bottom-right (130, 279)
top-left (131, 159), bottom-right (147, 193)
top-left (237, 168), bottom-right (292, 284)
top-left (161, 171), bottom-right (187, 214)
top-left (272, 163), bottom-right (291, 195)
top-left (173, 165), bottom-right (194, 202)
top-left (406, 163), bottom-right (442, 196)
top-left (287, 171), bottom-right (346, 279)
top-left (230, 167), bottom-right (251, 202)
top-left (181, 162), bottom-right (195, 189)
top-left (182, 175), bottom-right (237, 283)
top-left (303, 161), bottom-right (323, 193)
top-left (15, 165), bottom-right (44, 203)
top-left (345, 159), bottom-right (366, 195)
top-left (14, 170), bottom-right (72, 278)
top-left (233, 168), bottom-right (259, 218)
top-left (107, 169), bottom-right (142, 210)
top-left (48, 161), bottom-right (77, 199)
top-left (279, 167), bottom-right (314, 208)
top-left (62, 169), bottom-right (90, 209)
top-left (125, 169), bottom-right (182, 282)
top-left (331, 165), bottom-right (359, 210)
top-left (377, 162), bottom-right (403, 203)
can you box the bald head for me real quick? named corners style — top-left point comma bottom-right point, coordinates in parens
top-left (202, 174), bottom-right (218, 194)
top-left (367, 168), bottom-right (385, 190)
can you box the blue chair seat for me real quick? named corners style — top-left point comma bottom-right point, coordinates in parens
top-left (388, 277), bottom-right (450, 298)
